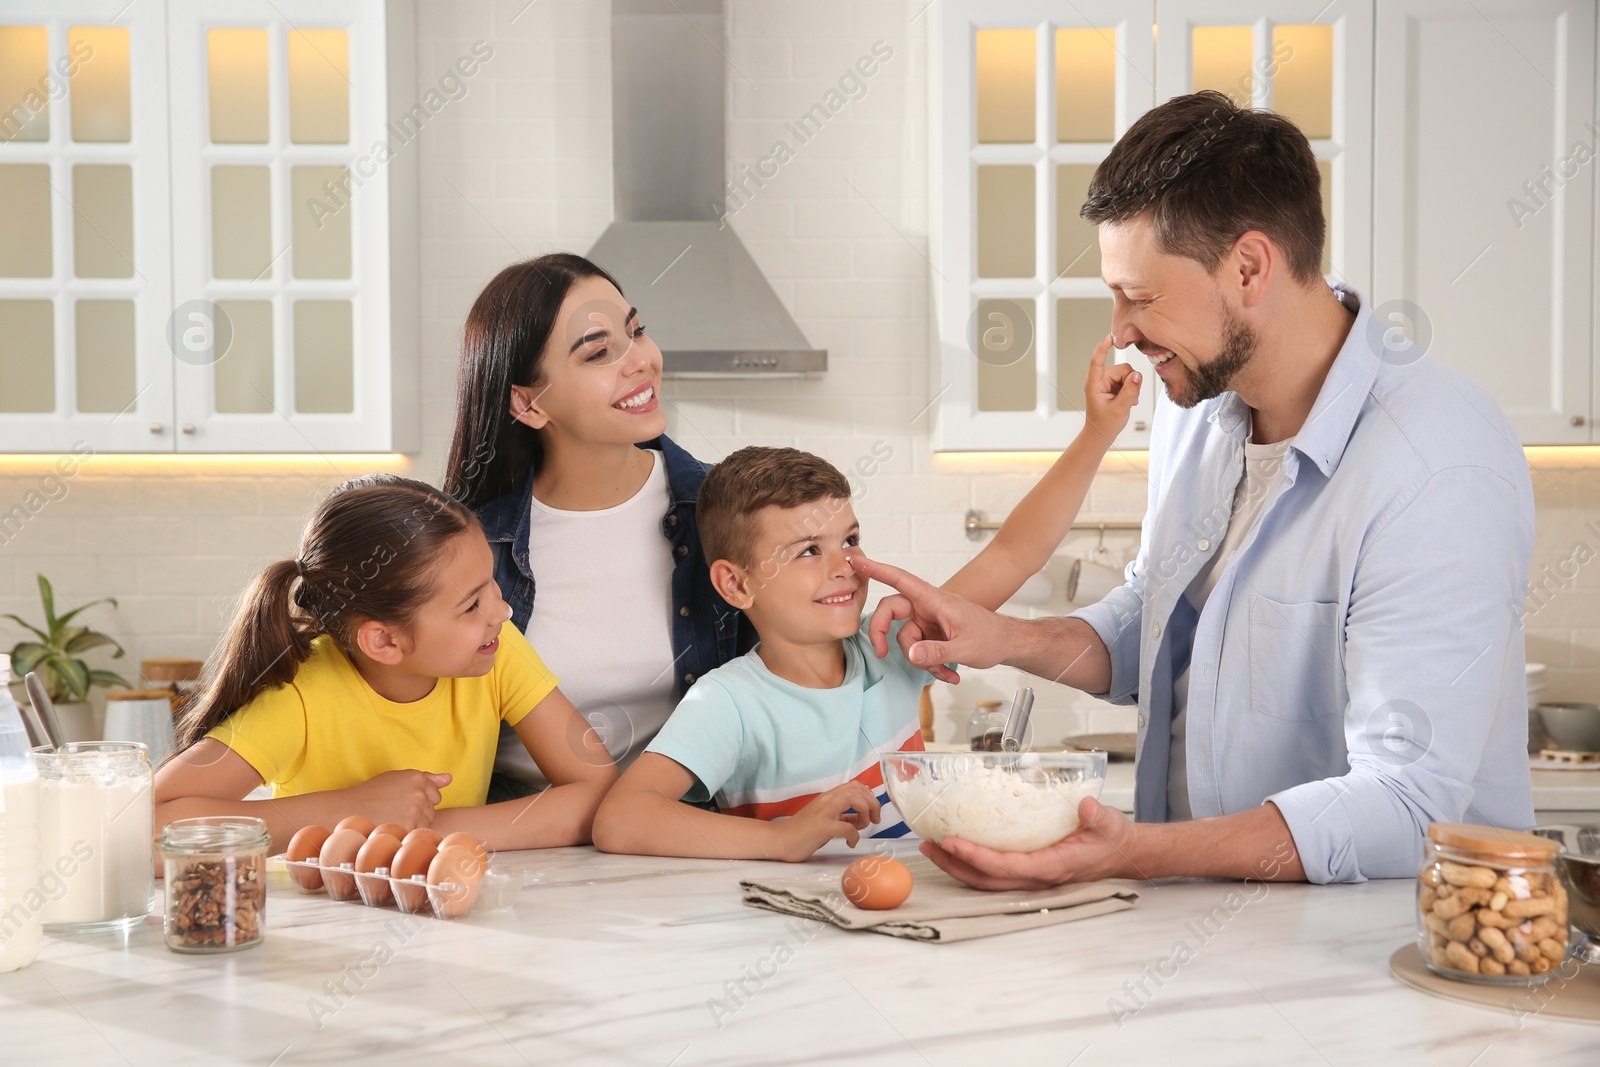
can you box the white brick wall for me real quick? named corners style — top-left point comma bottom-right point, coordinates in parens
top-left (0, 0), bottom-right (1585, 749)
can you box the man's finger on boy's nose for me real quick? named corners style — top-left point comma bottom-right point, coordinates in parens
top-left (849, 552), bottom-right (935, 599)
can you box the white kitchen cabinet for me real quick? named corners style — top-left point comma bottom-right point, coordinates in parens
top-left (0, 1), bottom-right (173, 453)
top-left (931, 0), bottom-right (1369, 452)
top-left (931, 0), bottom-right (1159, 453)
top-left (1155, 0), bottom-right (1373, 296)
top-left (0, 0), bottom-right (417, 454)
top-left (933, 0), bottom-right (1600, 449)
top-left (1374, 0), bottom-right (1594, 444)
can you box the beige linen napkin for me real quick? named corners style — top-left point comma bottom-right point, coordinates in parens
top-left (740, 854), bottom-right (1139, 943)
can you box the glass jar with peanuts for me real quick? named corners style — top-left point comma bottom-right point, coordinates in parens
top-left (1417, 822), bottom-right (1568, 985)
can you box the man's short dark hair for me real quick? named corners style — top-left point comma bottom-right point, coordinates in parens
top-left (1081, 90), bottom-right (1325, 285)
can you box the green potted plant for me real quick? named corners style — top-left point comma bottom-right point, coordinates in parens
top-left (5, 574), bottom-right (131, 742)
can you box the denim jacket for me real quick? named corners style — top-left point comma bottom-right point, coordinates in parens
top-left (475, 434), bottom-right (751, 699)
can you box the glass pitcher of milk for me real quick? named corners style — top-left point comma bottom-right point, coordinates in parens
top-left (36, 741), bottom-right (153, 931)
top-left (0, 654), bottom-right (42, 972)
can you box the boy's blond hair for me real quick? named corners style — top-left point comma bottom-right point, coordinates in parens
top-left (697, 447), bottom-right (853, 567)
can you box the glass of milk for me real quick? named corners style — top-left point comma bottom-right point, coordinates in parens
top-left (35, 742), bottom-right (153, 931)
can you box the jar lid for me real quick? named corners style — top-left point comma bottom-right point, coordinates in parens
top-left (106, 688), bottom-right (178, 701)
top-left (159, 816), bottom-right (270, 851)
top-left (1427, 822), bottom-right (1560, 861)
top-left (142, 658), bottom-right (203, 682)
top-left (974, 699), bottom-right (1004, 709)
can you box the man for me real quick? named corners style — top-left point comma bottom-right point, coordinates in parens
top-left (853, 91), bottom-right (1534, 889)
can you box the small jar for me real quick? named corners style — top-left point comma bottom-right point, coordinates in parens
top-left (158, 816), bottom-right (269, 953)
top-left (966, 699), bottom-right (1006, 752)
top-left (1417, 822), bottom-right (1568, 985)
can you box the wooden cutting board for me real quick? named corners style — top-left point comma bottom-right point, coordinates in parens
top-left (1389, 943), bottom-right (1600, 1025)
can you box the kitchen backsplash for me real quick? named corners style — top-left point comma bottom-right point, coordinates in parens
top-left (0, 1), bottom-right (1594, 748)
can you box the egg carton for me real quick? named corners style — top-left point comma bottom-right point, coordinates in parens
top-left (274, 856), bottom-right (506, 919)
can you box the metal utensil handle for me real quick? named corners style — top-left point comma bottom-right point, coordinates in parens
top-left (15, 695), bottom-right (49, 750)
top-left (1001, 687), bottom-right (1034, 752)
top-left (24, 672), bottom-right (63, 750)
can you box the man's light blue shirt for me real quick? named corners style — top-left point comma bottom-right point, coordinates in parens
top-left (1070, 284), bottom-right (1536, 883)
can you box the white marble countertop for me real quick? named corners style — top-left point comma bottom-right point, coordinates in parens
top-left (1532, 768), bottom-right (1600, 812)
top-left (3, 841), bottom-right (1594, 1066)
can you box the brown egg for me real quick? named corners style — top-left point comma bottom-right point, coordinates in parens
top-left (390, 836), bottom-right (439, 913)
top-left (356, 832), bottom-right (402, 872)
top-left (436, 832), bottom-right (488, 863)
top-left (285, 824), bottom-right (332, 891)
top-left (334, 815), bottom-right (376, 836)
top-left (319, 827), bottom-right (367, 900)
top-left (841, 856), bottom-right (914, 911)
top-left (354, 832), bottom-right (404, 906)
top-left (427, 845), bottom-right (487, 918)
top-left (400, 827), bottom-right (442, 851)
top-left (371, 822), bottom-right (409, 841)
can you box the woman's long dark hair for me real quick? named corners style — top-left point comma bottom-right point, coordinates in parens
top-left (173, 474), bottom-right (477, 751)
top-left (443, 252), bottom-right (625, 509)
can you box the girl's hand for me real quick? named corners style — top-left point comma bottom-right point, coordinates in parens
top-left (343, 769), bottom-right (452, 828)
top-left (1084, 333), bottom-right (1142, 443)
top-left (773, 781), bottom-right (881, 861)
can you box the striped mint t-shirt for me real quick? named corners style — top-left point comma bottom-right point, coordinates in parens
top-left (646, 617), bottom-right (931, 837)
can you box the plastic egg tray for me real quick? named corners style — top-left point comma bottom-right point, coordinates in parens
top-left (274, 856), bottom-right (487, 920)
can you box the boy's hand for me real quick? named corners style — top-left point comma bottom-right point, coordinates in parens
top-left (1084, 334), bottom-right (1142, 443)
top-left (344, 769), bottom-right (452, 828)
top-left (772, 782), bottom-right (882, 861)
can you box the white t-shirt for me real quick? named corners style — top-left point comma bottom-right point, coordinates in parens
top-left (496, 450), bottom-right (679, 787)
top-left (1167, 423), bottom-right (1291, 820)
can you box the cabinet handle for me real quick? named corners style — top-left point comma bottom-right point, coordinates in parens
top-left (1572, 415), bottom-right (1587, 427)
top-left (181, 424), bottom-right (196, 434)
top-left (1134, 419), bottom-right (1148, 431)
top-left (149, 423), bottom-right (163, 434)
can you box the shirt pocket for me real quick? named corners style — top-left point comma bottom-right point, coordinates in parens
top-left (1248, 594), bottom-right (1344, 721)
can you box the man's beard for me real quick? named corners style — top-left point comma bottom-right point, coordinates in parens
top-left (1165, 312), bottom-right (1257, 409)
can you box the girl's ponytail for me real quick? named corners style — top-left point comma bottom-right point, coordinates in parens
top-left (174, 474), bottom-right (475, 754)
top-left (174, 558), bottom-right (313, 751)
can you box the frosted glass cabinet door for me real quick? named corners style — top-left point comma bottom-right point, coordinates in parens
top-left (167, 0), bottom-right (402, 452)
top-left (1154, 1), bottom-right (1372, 296)
top-left (1374, 0), bottom-right (1593, 444)
top-left (934, 0), bottom-right (1156, 452)
top-left (0, 1), bottom-right (173, 453)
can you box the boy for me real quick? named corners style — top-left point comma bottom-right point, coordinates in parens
top-left (593, 341), bottom-right (1141, 861)
top-left (593, 446), bottom-right (923, 861)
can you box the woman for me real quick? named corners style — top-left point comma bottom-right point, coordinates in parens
top-left (444, 253), bottom-right (751, 800)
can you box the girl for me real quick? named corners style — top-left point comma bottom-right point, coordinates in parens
top-left (444, 253), bottom-right (752, 801)
top-left (154, 474), bottom-right (617, 853)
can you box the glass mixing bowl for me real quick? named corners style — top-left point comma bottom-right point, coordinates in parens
top-left (881, 750), bottom-right (1108, 853)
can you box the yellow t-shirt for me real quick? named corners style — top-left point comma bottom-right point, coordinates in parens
top-left (207, 621), bottom-right (558, 807)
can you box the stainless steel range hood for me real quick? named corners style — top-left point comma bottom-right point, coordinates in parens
top-left (588, 0), bottom-right (825, 378)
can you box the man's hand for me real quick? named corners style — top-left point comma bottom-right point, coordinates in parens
top-left (850, 553), bottom-right (1014, 683)
top-left (343, 769), bottom-right (452, 829)
top-left (773, 782), bottom-right (881, 861)
top-left (1084, 334), bottom-right (1143, 444)
top-left (918, 797), bottom-right (1139, 890)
